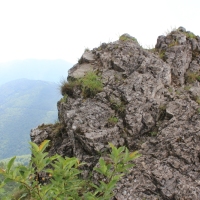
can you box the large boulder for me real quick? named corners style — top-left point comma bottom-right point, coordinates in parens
top-left (31, 29), bottom-right (200, 199)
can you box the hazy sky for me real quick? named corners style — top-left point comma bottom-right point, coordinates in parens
top-left (0, 0), bottom-right (199, 64)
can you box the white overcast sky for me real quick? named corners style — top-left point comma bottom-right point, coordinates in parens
top-left (0, 0), bottom-right (199, 64)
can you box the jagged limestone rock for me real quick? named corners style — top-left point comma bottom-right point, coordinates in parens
top-left (31, 27), bottom-right (200, 200)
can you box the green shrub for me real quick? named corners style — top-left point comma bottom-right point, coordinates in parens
top-left (59, 94), bottom-right (68, 103)
top-left (119, 34), bottom-right (138, 43)
top-left (186, 71), bottom-right (200, 83)
top-left (184, 85), bottom-right (191, 91)
top-left (159, 104), bottom-right (167, 111)
top-left (0, 140), bottom-right (140, 199)
top-left (175, 90), bottom-right (181, 95)
top-left (60, 79), bottom-right (80, 97)
top-left (110, 99), bottom-right (125, 114)
top-left (168, 88), bottom-right (173, 93)
top-left (38, 122), bottom-right (64, 137)
top-left (108, 116), bottom-right (118, 126)
top-left (184, 32), bottom-right (196, 39)
top-left (196, 96), bottom-right (200, 105)
top-left (168, 39), bottom-right (179, 47)
top-left (60, 72), bottom-right (103, 98)
top-left (159, 50), bottom-right (165, 60)
top-left (80, 72), bottom-right (103, 98)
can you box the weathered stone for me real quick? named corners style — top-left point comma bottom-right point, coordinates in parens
top-left (178, 26), bottom-right (186, 32)
top-left (31, 27), bottom-right (200, 199)
top-left (156, 30), bottom-right (193, 85)
top-left (68, 63), bottom-right (94, 79)
top-left (79, 50), bottom-right (95, 63)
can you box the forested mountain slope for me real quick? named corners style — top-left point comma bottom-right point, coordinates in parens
top-left (0, 79), bottom-right (61, 159)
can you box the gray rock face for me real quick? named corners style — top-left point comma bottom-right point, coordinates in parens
top-left (31, 28), bottom-right (200, 199)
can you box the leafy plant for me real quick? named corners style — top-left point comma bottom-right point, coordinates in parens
top-left (0, 140), bottom-right (140, 199)
top-left (85, 143), bottom-right (141, 199)
top-left (107, 116), bottom-right (118, 126)
top-left (80, 72), bottom-right (103, 98)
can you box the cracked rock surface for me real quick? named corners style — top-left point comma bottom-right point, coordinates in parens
top-left (31, 27), bottom-right (200, 199)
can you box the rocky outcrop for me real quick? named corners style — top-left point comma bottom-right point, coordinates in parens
top-left (31, 27), bottom-right (200, 199)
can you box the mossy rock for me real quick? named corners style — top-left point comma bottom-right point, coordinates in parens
top-left (119, 33), bottom-right (138, 43)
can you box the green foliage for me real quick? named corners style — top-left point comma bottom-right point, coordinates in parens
top-left (60, 79), bottom-right (80, 97)
top-left (184, 32), bottom-right (196, 39)
top-left (185, 71), bottom-right (200, 83)
top-left (159, 104), bottom-right (167, 111)
top-left (150, 132), bottom-right (157, 137)
top-left (168, 88), bottom-right (173, 93)
top-left (184, 85), bottom-right (191, 91)
top-left (175, 90), bottom-right (181, 95)
top-left (107, 116), bottom-right (118, 126)
top-left (0, 79), bottom-right (60, 160)
top-left (0, 162), bottom-right (19, 200)
top-left (195, 96), bottom-right (200, 105)
top-left (110, 99), bottom-right (125, 115)
top-left (38, 122), bottom-right (64, 138)
top-left (168, 39), bottom-right (179, 47)
top-left (59, 94), bottom-right (68, 103)
top-left (159, 50), bottom-right (165, 60)
top-left (80, 72), bottom-right (103, 98)
top-left (119, 35), bottom-right (138, 43)
top-left (60, 72), bottom-right (103, 98)
top-left (0, 140), bottom-right (140, 199)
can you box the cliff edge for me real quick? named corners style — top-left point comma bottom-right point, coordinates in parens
top-left (31, 27), bottom-right (200, 200)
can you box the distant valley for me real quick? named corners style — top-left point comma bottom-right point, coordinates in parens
top-left (0, 59), bottom-right (72, 159)
top-left (0, 79), bottom-right (62, 159)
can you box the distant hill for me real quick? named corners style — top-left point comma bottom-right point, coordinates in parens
top-left (0, 59), bottom-right (73, 85)
top-left (0, 154), bottom-right (31, 166)
top-left (0, 79), bottom-right (61, 159)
